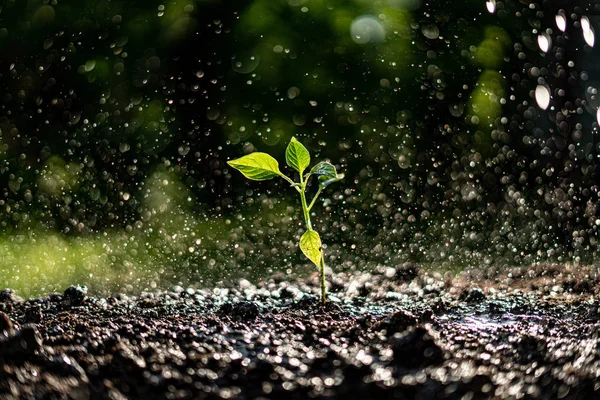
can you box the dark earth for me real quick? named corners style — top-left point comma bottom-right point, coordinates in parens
top-left (2, 264), bottom-right (600, 399)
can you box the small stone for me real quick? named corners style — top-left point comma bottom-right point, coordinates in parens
top-left (19, 325), bottom-right (43, 353)
top-left (0, 311), bottom-right (13, 334)
top-left (48, 293), bottom-right (64, 303)
top-left (218, 301), bottom-right (260, 321)
top-left (419, 309), bottom-right (434, 323)
top-left (460, 287), bottom-right (486, 303)
top-left (47, 354), bottom-right (88, 379)
top-left (64, 285), bottom-right (88, 306)
top-left (0, 289), bottom-right (21, 303)
top-left (374, 309), bottom-right (418, 335)
top-left (0, 324), bottom-right (42, 357)
top-left (25, 305), bottom-right (43, 324)
top-left (394, 263), bottom-right (419, 282)
top-left (432, 299), bottom-right (447, 313)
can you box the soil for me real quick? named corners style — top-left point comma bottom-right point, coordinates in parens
top-left (2, 264), bottom-right (600, 399)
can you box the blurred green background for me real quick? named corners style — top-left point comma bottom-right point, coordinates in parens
top-left (0, 0), bottom-right (599, 297)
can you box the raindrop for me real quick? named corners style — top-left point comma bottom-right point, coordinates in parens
top-left (421, 24), bottom-right (440, 40)
top-left (486, 0), bottom-right (496, 14)
top-left (597, 107), bottom-right (600, 125)
top-left (584, 29), bottom-right (595, 47)
top-left (206, 107), bottom-right (221, 120)
top-left (350, 16), bottom-right (385, 44)
top-left (84, 60), bottom-right (96, 72)
top-left (555, 10), bottom-right (567, 32)
top-left (449, 103), bottom-right (464, 117)
top-left (231, 53), bottom-right (260, 74)
top-left (287, 87), bottom-right (300, 99)
top-left (581, 16), bottom-right (591, 32)
top-left (178, 145), bottom-right (190, 156)
top-left (537, 33), bottom-right (551, 53)
top-left (582, 17), bottom-right (595, 47)
top-left (535, 85), bottom-right (551, 110)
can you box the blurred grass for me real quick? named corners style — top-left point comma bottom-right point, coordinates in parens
top-left (0, 222), bottom-right (229, 298)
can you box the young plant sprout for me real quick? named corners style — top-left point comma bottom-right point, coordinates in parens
top-left (227, 137), bottom-right (343, 304)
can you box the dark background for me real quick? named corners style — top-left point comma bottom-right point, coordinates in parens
top-left (0, 0), bottom-right (599, 296)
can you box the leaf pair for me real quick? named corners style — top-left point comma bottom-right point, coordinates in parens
top-left (226, 137), bottom-right (311, 181)
top-left (227, 137), bottom-right (343, 189)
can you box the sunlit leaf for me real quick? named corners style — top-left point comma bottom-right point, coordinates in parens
top-left (300, 229), bottom-right (322, 267)
top-left (285, 137), bottom-right (310, 174)
top-left (227, 152), bottom-right (282, 181)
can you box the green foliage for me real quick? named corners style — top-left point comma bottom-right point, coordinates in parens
top-left (309, 161), bottom-right (337, 177)
top-left (228, 137), bottom-right (343, 303)
top-left (300, 230), bottom-right (322, 267)
top-left (285, 137), bottom-right (310, 174)
top-left (226, 153), bottom-right (282, 181)
top-left (309, 162), bottom-right (344, 189)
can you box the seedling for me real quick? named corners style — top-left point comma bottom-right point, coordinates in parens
top-left (227, 138), bottom-right (343, 304)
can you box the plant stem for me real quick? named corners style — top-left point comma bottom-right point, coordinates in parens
top-left (319, 251), bottom-right (327, 304)
top-left (299, 175), bottom-right (312, 231)
top-left (307, 187), bottom-right (323, 211)
top-left (280, 174), bottom-right (301, 193)
top-left (298, 174), bottom-right (326, 303)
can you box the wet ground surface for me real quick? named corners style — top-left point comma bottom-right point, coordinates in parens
top-left (2, 264), bottom-right (600, 399)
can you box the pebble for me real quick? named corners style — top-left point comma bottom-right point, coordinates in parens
top-left (64, 285), bottom-right (88, 306)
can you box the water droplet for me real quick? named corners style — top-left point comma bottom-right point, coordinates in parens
top-left (581, 16), bottom-right (591, 32)
top-left (84, 60), bottom-right (96, 72)
top-left (350, 16), bottom-right (385, 44)
top-left (596, 107), bottom-right (600, 125)
top-left (555, 10), bottom-right (567, 32)
top-left (421, 24), bottom-right (440, 40)
top-left (178, 145), bottom-right (190, 156)
top-left (535, 85), bottom-right (551, 110)
top-left (537, 33), bottom-right (551, 53)
top-left (486, 0), bottom-right (496, 14)
top-left (582, 17), bottom-right (595, 47)
top-left (231, 53), bottom-right (260, 74)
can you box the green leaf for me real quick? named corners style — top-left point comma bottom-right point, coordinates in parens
top-left (285, 137), bottom-right (311, 174)
top-left (300, 229), bottom-right (322, 267)
top-left (318, 173), bottom-right (344, 189)
top-left (227, 152), bottom-right (282, 181)
top-left (309, 161), bottom-right (337, 177)
top-left (309, 161), bottom-right (343, 189)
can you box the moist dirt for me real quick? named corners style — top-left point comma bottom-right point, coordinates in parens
top-left (2, 264), bottom-right (600, 399)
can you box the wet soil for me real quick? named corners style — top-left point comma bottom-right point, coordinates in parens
top-left (2, 264), bottom-right (600, 399)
